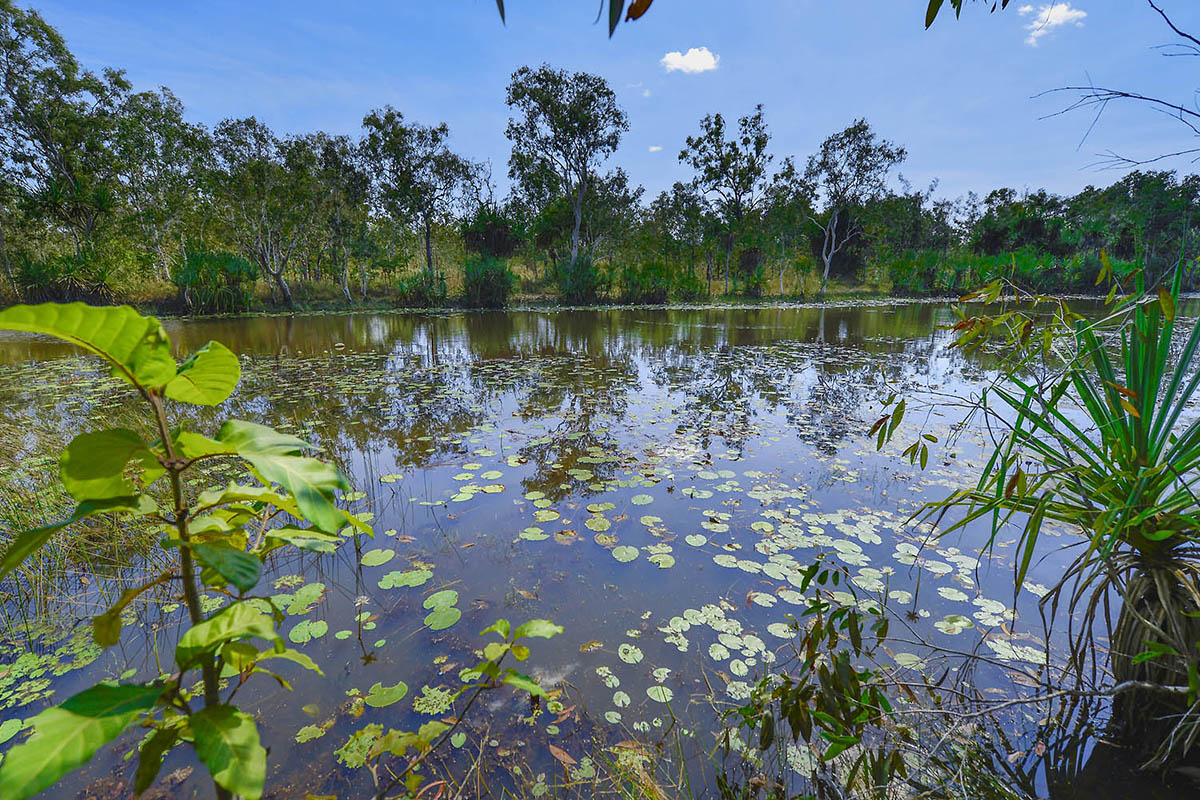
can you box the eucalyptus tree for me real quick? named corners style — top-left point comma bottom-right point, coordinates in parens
top-left (361, 107), bottom-right (475, 285)
top-left (0, 0), bottom-right (129, 255)
top-left (209, 117), bottom-right (321, 307)
top-left (804, 119), bottom-right (905, 298)
top-left (763, 158), bottom-right (815, 295)
top-left (649, 181), bottom-right (707, 278)
top-left (679, 105), bottom-right (773, 293)
top-left (113, 87), bottom-right (209, 280)
top-left (311, 132), bottom-right (369, 301)
top-left (504, 64), bottom-right (628, 274)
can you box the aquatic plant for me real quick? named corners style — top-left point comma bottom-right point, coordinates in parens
top-left (925, 269), bottom-right (1200, 766)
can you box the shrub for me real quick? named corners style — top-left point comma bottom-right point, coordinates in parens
top-left (674, 270), bottom-right (708, 302)
top-left (15, 251), bottom-right (114, 304)
top-left (555, 253), bottom-right (600, 304)
top-left (462, 206), bottom-right (520, 259)
top-left (462, 256), bottom-right (515, 308)
top-left (619, 260), bottom-right (671, 304)
top-left (395, 271), bottom-right (448, 308)
top-left (172, 250), bottom-right (257, 314)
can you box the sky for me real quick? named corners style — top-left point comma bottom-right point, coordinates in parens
top-left (26, 0), bottom-right (1200, 202)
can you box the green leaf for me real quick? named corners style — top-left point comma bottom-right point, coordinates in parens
top-left (502, 672), bottom-right (548, 698)
top-left (513, 619), bottom-right (564, 640)
top-left (364, 681), bottom-right (409, 708)
top-left (60, 429), bottom-right (151, 501)
top-left (193, 543), bottom-right (262, 593)
top-left (133, 727), bottom-right (179, 796)
top-left (925, 0), bottom-right (945, 28)
top-left (164, 341), bottom-right (241, 406)
top-left (0, 682), bottom-right (164, 800)
top-left (175, 602), bottom-right (279, 669)
top-left (0, 496), bottom-right (154, 579)
top-left (608, 0), bottom-right (624, 36)
top-left (190, 705), bottom-right (266, 800)
top-left (424, 606), bottom-right (462, 631)
top-left (0, 302), bottom-right (176, 389)
top-left (217, 419), bottom-right (313, 456)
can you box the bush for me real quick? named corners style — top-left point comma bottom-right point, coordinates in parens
top-left (674, 270), bottom-right (708, 302)
top-left (462, 256), bottom-right (515, 308)
top-left (462, 207), bottom-right (520, 259)
top-left (15, 251), bottom-right (114, 303)
top-left (172, 250), bottom-right (257, 313)
top-left (555, 253), bottom-right (600, 304)
top-left (619, 260), bottom-right (671, 304)
top-left (395, 271), bottom-right (448, 308)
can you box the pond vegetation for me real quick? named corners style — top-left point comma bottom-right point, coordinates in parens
top-left (0, 290), bottom-right (1198, 799)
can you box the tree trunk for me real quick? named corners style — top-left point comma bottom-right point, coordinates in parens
top-left (819, 208), bottom-right (840, 302)
top-left (723, 234), bottom-right (732, 296)
top-left (570, 184), bottom-right (584, 272)
top-left (424, 217), bottom-right (434, 280)
top-left (341, 243), bottom-right (352, 303)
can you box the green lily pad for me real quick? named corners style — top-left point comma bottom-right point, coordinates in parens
top-left (611, 546), bottom-right (638, 563)
top-left (364, 680), bottom-right (409, 708)
top-left (425, 606), bottom-right (462, 631)
top-left (361, 548), bottom-right (395, 567)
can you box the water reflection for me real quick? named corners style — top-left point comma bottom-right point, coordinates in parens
top-left (1, 302), bottom-right (1195, 799)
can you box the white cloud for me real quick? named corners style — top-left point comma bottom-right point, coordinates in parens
top-left (660, 46), bottom-right (719, 74)
top-left (648, 145), bottom-right (663, 152)
top-left (1019, 3), bottom-right (1086, 46)
top-left (642, 88), bottom-right (651, 98)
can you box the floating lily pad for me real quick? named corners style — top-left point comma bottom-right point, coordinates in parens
top-left (611, 546), bottom-right (638, 563)
top-left (361, 548), bottom-right (395, 567)
top-left (425, 606), bottom-right (462, 631)
top-left (424, 590), bottom-right (459, 610)
top-left (363, 680), bottom-right (409, 708)
top-left (631, 494), bottom-right (653, 505)
top-left (646, 686), bottom-right (674, 703)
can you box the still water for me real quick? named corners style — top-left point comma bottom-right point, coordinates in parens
top-left (0, 301), bottom-right (1193, 799)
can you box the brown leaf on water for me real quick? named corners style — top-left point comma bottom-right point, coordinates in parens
top-left (548, 744), bottom-right (577, 766)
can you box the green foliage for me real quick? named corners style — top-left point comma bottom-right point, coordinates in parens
top-left (15, 252), bottom-right (114, 303)
top-left (619, 260), bottom-right (670, 304)
top-left (462, 255), bottom-right (515, 308)
top-left (462, 205), bottom-right (521, 259)
top-left (554, 252), bottom-right (602, 304)
top-left (673, 269), bottom-right (707, 301)
top-left (0, 302), bottom-right (366, 800)
top-left (726, 563), bottom-right (904, 794)
top-left (910, 270), bottom-right (1200, 765)
top-left (394, 271), bottom-right (448, 308)
top-left (349, 616), bottom-right (563, 798)
top-left (172, 250), bottom-right (257, 314)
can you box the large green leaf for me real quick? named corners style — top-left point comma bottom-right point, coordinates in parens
top-left (133, 727), bottom-right (179, 796)
top-left (0, 682), bottom-right (164, 800)
top-left (0, 496), bottom-right (155, 579)
top-left (217, 419), bottom-right (313, 456)
top-left (240, 453), bottom-right (349, 534)
top-left (193, 542), bottom-right (262, 593)
top-left (0, 303), bottom-right (176, 389)
top-left (164, 341), bottom-right (241, 406)
top-left (59, 428), bottom-right (151, 501)
top-left (189, 705), bottom-right (266, 800)
top-left (175, 602), bottom-right (279, 669)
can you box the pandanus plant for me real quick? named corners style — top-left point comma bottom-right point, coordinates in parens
top-left (926, 269), bottom-right (1200, 766)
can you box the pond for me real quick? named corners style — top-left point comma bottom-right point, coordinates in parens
top-left (0, 301), bottom-right (1194, 799)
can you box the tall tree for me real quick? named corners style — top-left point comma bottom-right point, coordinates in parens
top-left (361, 107), bottom-right (474, 284)
top-left (311, 132), bottom-right (368, 301)
top-left (113, 87), bottom-right (209, 280)
top-left (209, 117), bottom-right (319, 307)
top-left (505, 64), bottom-right (628, 273)
top-left (0, 1), bottom-right (129, 255)
top-left (804, 118), bottom-right (905, 298)
top-left (679, 105), bottom-right (773, 293)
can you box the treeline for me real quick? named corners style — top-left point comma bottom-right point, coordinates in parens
top-left (0, 2), bottom-right (1195, 313)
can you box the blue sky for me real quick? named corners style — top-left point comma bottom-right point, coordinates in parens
top-left (30, 0), bottom-right (1199, 201)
